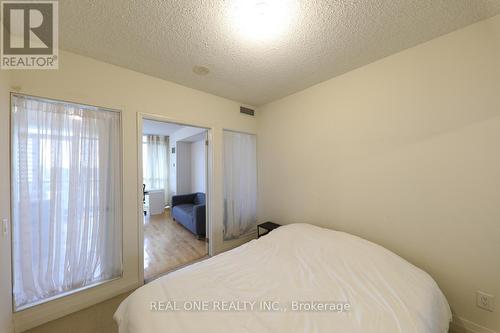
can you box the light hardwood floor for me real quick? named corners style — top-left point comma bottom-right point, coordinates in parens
top-left (144, 210), bottom-right (207, 281)
top-left (26, 211), bottom-right (207, 332)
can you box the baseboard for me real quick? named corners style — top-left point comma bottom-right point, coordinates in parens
top-left (450, 316), bottom-right (497, 333)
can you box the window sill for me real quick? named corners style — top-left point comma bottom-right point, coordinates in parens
top-left (13, 274), bottom-right (139, 332)
top-left (14, 275), bottom-right (123, 312)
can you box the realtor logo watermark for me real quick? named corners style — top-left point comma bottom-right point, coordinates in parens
top-left (1, 0), bottom-right (58, 69)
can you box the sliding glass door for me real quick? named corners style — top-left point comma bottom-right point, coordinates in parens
top-left (223, 130), bottom-right (257, 240)
top-left (11, 94), bottom-right (122, 310)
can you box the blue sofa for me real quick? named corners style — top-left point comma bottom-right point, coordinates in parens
top-left (171, 192), bottom-right (206, 238)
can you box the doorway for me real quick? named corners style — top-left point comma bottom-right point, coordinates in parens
top-left (140, 117), bottom-right (210, 281)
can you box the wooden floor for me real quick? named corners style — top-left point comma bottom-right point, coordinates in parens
top-left (27, 211), bottom-right (207, 332)
top-left (144, 210), bottom-right (207, 280)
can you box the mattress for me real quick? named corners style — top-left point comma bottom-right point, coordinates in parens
top-left (114, 223), bottom-right (451, 333)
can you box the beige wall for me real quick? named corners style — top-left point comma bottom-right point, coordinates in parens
top-left (257, 14), bottom-right (500, 332)
top-left (191, 139), bottom-right (207, 193)
top-left (3, 51), bottom-right (256, 331)
top-left (0, 72), bottom-right (13, 332)
top-left (176, 141), bottom-right (193, 194)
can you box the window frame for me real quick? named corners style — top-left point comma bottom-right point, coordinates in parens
top-left (9, 93), bottom-right (124, 312)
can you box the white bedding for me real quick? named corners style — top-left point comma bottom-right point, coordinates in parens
top-left (115, 224), bottom-right (451, 333)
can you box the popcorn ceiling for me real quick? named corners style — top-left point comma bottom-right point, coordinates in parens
top-left (60, 0), bottom-right (500, 106)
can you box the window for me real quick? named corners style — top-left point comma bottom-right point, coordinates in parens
top-left (11, 94), bottom-right (122, 310)
top-left (142, 135), bottom-right (169, 204)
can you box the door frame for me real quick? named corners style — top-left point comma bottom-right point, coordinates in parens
top-left (137, 113), bottom-right (214, 283)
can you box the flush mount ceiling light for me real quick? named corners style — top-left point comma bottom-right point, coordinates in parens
top-left (192, 65), bottom-right (210, 76)
top-left (230, 0), bottom-right (294, 42)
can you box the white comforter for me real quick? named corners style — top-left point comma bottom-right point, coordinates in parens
top-left (114, 224), bottom-right (451, 333)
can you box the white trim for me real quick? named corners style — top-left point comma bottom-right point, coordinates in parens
top-left (136, 112), bottom-right (216, 283)
top-left (451, 316), bottom-right (498, 333)
top-left (206, 129), bottom-right (214, 254)
top-left (136, 114), bottom-right (146, 285)
top-left (11, 94), bottom-right (136, 332)
top-left (14, 276), bottom-right (122, 312)
top-left (220, 128), bottom-right (259, 250)
top-left (10, 92), bottom-right (122, 114)
top-left (140, 112), bottom-right (214, 133)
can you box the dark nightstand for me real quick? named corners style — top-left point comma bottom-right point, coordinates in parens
top-left (257, 222), bottom-right (281, 238)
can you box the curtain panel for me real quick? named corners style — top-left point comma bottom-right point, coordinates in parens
top-left (223, 130), bottom-right (257, 240)
top-left (11, 95), bottom-right (122, 310)
top-left (142, 135), bottom-right (170, 205)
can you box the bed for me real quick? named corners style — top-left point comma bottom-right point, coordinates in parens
top-left (114, 223), bottom-right (451, 333)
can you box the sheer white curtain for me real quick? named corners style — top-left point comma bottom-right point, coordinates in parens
top-left (142, 135), bottom-right (169, 204)
top-left (223, 130), bottom-right (257, 240)
top-left (11, 95), bottom-right (122, 310)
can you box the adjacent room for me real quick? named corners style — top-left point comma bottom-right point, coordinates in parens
top-left (0, 1), bottom-right (499, 333)
top-left (142, 119), bottom-right (208, 280)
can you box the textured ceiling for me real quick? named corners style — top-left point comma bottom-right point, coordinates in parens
top-left (60, 0), bottom-right (500, 106)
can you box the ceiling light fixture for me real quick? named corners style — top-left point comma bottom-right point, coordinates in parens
top-left (192, 65), bottom-right (210, 76)
top-left (230, 0), bottom-right (294, 42)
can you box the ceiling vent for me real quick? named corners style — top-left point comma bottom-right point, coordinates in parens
top-left (240, 106), bottom-right (255, 116)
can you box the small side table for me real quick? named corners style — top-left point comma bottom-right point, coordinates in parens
top-left (257, 221), bottom-right (281, 238)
